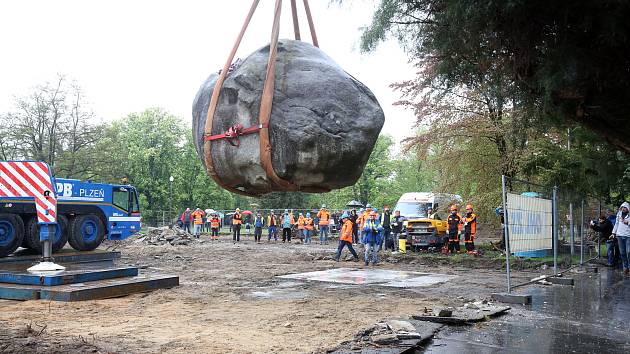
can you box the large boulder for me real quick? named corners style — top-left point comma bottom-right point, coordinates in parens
top-left (193, 39), bottom-right (384, 196)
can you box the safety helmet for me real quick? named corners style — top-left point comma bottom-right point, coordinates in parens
top-left (306, 213), bottom-right (311, 217)
top-left (366, 203), bottom-right (372, 208)
top-left (466, 204), bottom-right (473, 210)
top-left (284, 209), bottom-right (289, 213)
top-left (236, 208), bottom-right (241, 212)
top-left (341, 213), bottom-right (349, 219)
top-left (321, 204), bottom-right (327, 209)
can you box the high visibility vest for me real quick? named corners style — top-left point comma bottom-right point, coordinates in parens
top-left (192, 211), bottom-right (204, 225)
top-left (340, 220), bottom-right (353, 242)
top-left (463, 213), bottom-right (477, 238)
top-left (297, 216), bottom-right (305, 229)
top-left (211, 218), bottom-right (220, 228)
top-left (304, 218), bottom-right (314, 230)
top-left (232, 213), bottom-right (242, 225)
top-left (447, 213), bottom-right (462, 234)
top-left (318, 210), bottom-right (330, 226)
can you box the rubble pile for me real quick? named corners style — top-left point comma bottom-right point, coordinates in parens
top-left (135, 226), bottom-right (196, 246)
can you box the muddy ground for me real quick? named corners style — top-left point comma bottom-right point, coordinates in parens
top-left (0, 232), bottom-right (540, 354)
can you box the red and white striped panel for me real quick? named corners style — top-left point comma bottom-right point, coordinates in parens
top-left (0, 161), bottom-right (57, 224)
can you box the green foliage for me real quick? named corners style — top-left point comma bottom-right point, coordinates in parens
top-left (357, 0), bottom-right (630, 154)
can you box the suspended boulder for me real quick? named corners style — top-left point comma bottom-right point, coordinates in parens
top-left (192, 39), bottom-right (384, 196)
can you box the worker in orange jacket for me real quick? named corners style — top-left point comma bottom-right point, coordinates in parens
top-left (334, 213), bottom-right (359, 262)
top-left (447, 205), bottom-right (462, 253)
top-left (317, 205), bottom-right (331, 245)
top-left (463, 204), bottom-right (477, 252)
top-left (191, 208), bottom-right (205, 239)
top-left (210, 213), bottom-right (221, 240)
top-left (232, 208), bottom-right (242, 243)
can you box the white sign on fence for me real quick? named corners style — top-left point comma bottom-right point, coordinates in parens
top-left (506, 193), bottom-right (553, 252)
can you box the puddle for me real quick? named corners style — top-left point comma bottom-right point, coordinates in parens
top-left (421, 268), bottom-right (630, 353)
top-left (248, 288), bottom-right (309, 300)
top-left (277, 268), bottom-right (456, 288)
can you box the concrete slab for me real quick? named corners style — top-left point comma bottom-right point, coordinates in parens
top-left (549, 276), bottom-right (575, 286)
top-left (491, 292), bottom-right (532, 305)
top-left (278, 268), bottom-right (456, 288)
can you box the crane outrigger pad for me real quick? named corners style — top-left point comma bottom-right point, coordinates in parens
top-left (0, 249), bottom-right (178, 301)
top-left (0, 248), bottom-right (121, 265)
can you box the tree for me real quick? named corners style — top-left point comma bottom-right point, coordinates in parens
top-left (0, 75), bottom-right (104, 178)
top-left (358, 0), bottom-right (630, 154)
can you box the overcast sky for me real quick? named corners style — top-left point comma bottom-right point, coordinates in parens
top-left (0, 0), bottom-right (416, 145)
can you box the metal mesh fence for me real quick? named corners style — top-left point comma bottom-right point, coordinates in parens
top-left (501, 175), bottom-right (614, 293)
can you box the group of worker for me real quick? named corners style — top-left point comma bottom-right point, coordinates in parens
top-left (446, 204), bottom-right (478, 253)
top-left (237, 206), bottom-right (333, 244)
top-left (179, 208), bottom-right (221, 240)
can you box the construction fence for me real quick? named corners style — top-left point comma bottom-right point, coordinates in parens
top-left (500, 175), bottom-right (609, 293)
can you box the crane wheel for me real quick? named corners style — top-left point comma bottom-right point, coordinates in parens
top-left (0, 213), bottom-right (25, 257)
top-left (68, 214), bottom-right (105, 251)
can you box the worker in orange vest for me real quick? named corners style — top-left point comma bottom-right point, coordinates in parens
top-left (297, 213), bottom-right (306, 243)
top-left (232, 208), bottom-right (242, 243)
top-left (317, 205), bottom-right (331, 244)
top-left (334, 213), bottom-right (359, 262)
top-left (447, 205), bottom-right (462, 253)
top-left (463, 204), bottom-right (477, 252)
top-left (191, 208), bottom-right (205, 239)
top-left (304, 213), bottom-right (314, 244)
top-left (210, 213), bottom-right (221, 240)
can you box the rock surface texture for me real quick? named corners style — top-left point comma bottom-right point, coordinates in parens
top-left (193, 39), bottom-right (384, 196)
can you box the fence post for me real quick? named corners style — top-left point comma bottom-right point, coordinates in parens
top-left (501, 175), bottom-right (511, 293)
top-left (580, 199), bottom-right (585, 265)
top-left (553, 186), bottom-right (558, 275)
top-left (597, 199), bottom-right (602, 258)
top-left (569, 202), bottom-right (575, 259)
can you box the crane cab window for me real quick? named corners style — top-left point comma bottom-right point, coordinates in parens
top-left (113, 187), bottom-right (130, 212)
top-left (130, 189), bottom-right (140, 213)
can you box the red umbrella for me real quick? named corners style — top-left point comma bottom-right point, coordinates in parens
top-left (241, 210), bottom-right (253, 215)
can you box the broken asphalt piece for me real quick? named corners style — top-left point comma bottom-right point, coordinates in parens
top-left (329, 319), bottom-right (443, 353)
top-left (412, 306), bottom-right (511, 324)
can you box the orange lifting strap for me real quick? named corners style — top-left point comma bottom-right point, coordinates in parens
top-left (203, 0), bottom-right (320, 196)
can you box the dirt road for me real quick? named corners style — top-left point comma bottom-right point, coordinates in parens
top-left (0, 235), bottom-right (534, 353)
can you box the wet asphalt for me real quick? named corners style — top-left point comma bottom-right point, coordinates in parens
top-left (419, 267), bottom-right (630, 354)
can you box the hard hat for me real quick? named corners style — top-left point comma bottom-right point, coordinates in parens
top-left (284, 209), bottom-right (289, 213)
top-left (341, 213), bottom-right (349, 219)
top-left (236, 208), bottom-right (241, 212)
top-left (366, 203), bottom-right (372, 208)
top-left (466, 204), bottom-right (473, 210)
top-left (270, 209), bottom-right (274, 213)
top-left (450, 205), bottom-right (458, 211)
top-left (321, 204), bottom-right (327, 209)
top-left (306, 213), bottom-right (311, 217)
